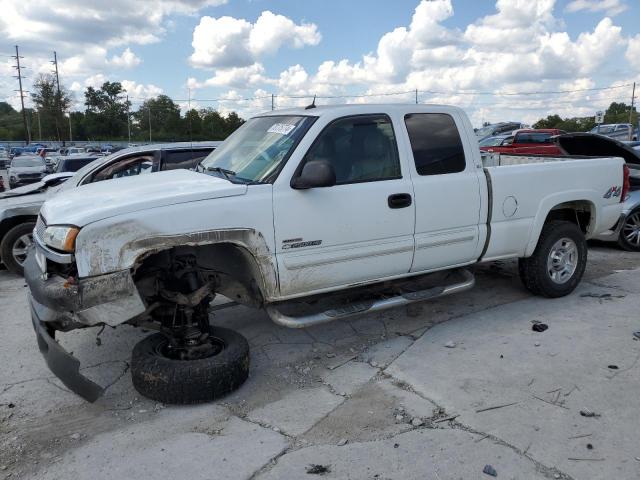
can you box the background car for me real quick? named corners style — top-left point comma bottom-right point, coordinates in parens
top-left (475, 122), bottom-right (526, 141)
top-left (555, 133), bottom-right (640, 251)
top-left (0, 141), bottom-right (220, 275)
top-left (478, 135), bottom-right (514, 147)
top-left (590, 124), bottom-right (638, 141)
top-left (55, 155), bottom-right (99, 173)
top-left (7, 156), bottom-right (47, 189)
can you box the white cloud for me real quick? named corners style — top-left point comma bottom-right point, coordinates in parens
top-left (121, 80), bottom-right (163, 100)
top-left (190, 63), bottom-right (269, 89)
top-left (626, 34), bottom-right (640, 71)
top-left (566, 0), bottom-right (628, 17)
top-left (110, 48), bottom-right (142, 68)
top-left (189, 10), bottom-right (321, 69)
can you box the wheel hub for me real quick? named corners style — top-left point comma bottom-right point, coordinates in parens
top-left (12, 234), bottom-right (33, 266)
top-left (622, 212), bottom-right (640, 248)
top-left (546, 237), bottom-right (578, 285)
top-left (160, 333), bottom-right (225, 361)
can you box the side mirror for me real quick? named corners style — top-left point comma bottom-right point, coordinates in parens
top-left (291, 160), bottom-right (336, 189)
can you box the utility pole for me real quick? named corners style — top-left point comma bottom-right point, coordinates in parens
top-left (148, 107), bottom-right (152, 143)
top-left (415, 89), bottom-right (418, 104)
top-left (271, 93), bottom-right (275, 111)
top-left (51, 51), bottom-right (64, 145)
top-left (188, 87), bottom-right (193, 144)
top-left (12, 45), bottom-right (30, 145)
top-left (629, 82), bottom-right (636, 140)
top-left (126, 95), bottom-right (131, 145)
top-left (68, 114), bottom-right (72, 142)
top-left (36, 110), bottom-right (42, 141)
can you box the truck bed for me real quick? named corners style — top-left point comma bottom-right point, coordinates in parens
top-left (481, 152), bottom-right (621, 167)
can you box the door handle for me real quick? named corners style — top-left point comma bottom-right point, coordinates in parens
top-left (388, 193), bottom-right (412, 209)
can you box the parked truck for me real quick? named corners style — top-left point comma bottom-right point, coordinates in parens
top-left (25, 105), bottom-right (628, 404)
top-left (479, 129), bottom-right (564, 155)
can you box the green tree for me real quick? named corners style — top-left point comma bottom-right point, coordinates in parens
top-left (84, 82), bottom-right (130, 139)
top-left (31, 74), bottom-right (73, 141)
top-left (133, 95), bottom-right (181, 141)
top-left (201, 109), bottom-right (227, 140)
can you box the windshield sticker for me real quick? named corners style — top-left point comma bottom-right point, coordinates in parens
top-left (268, 123), bottom-right (296, 135)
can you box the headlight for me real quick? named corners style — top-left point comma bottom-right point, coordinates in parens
top-left (43, 226), bottom-right (80, 252)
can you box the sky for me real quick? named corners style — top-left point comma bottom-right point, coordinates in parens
top-left (1, 0), bottom-right (640, 126)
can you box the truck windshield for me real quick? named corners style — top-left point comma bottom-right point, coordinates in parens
top-left (199, 115), bottom-right (315, 183)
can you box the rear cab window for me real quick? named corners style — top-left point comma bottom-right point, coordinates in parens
top-left (404, 113), bottom-right (466, 176)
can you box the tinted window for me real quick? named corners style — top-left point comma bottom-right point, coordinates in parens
top-left (404, 114), bottom-right (465, 176)
top-left (92, 155), bottom-right (154, 182)
top-left (304, 115), bottom-right (401, 184)
top-left (56, 157), bottom-right (97, 173)
top-left (163, 149), bottom-right (213, 171)
top-left (515, 133), bottom-right (552, 144)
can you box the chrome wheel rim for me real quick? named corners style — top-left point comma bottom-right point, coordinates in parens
top-left (622, 212), bottom-right (640, 248)
top-left (12, 234), bottom-right (32, 266)
top-left (547, 237), bottom-right (578, 285)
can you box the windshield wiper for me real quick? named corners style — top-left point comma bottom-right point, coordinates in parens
top-left (206, 166), bottom-right (237, 182)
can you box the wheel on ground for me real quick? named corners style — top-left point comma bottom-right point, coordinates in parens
top-left (0, 222), bottom-right (36, 276)
top-left (518, 220), bottom-right (587, 298)
top-left (618, 207), bottom-right (640, 251)
top-left (131, 326), bottom-right (250, 404)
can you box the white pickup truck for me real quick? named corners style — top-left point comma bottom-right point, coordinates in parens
top-left (25, 104), bottom-right (628, 404)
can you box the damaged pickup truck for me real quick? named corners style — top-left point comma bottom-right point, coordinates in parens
top-left (25, 104), bottom-right (629, 404)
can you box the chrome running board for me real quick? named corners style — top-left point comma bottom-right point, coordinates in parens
top-left (266, 269), bottom-right (475, 329)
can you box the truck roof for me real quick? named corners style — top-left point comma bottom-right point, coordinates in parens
top-left (257, 103), bottom-right (466, 118)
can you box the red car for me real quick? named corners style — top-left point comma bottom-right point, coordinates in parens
top-left (480, 129), bottom-right (565, 155)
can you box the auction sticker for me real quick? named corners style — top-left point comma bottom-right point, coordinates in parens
top-left (268, 123), bottom-right (296, 135)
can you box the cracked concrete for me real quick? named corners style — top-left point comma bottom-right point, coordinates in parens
top-left (1, 245), bottom-right (640, 479)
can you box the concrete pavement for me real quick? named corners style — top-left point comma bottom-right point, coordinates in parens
top-left (1, 247), bottom-right (639, 479)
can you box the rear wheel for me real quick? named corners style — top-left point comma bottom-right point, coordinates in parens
top-left (518, 220), bottom-right (587, 298)
top-left (131, 326), bottom-right (250, 404)
top-left (618, 208), bottom-right (640, 251)
top-left (1, 222), bottom-right (35, 276)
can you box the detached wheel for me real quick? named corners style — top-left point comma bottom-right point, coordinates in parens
top-left (518, 220), bottom-right (587, 298)
top-left (618, 208), bottom-right (640, 251)
top-left (131, 326), bottom-right (249, 404)
top-left (1, 222), bottom-right (35, 276)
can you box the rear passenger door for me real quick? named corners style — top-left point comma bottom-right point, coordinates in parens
top-left (403, 112), bottom-right (483, 272)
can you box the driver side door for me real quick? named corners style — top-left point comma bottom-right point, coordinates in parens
top-left (273, 114), bottom-right (416, 298)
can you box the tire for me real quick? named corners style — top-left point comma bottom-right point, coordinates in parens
top-left (0, 222), bottom-right (36, 276)
top-left (618, 208), bottom-right (640, 251)
top-left (131, 326), bottom-right (250, 404)
top-left (518, 220), bottom-right (587, 298)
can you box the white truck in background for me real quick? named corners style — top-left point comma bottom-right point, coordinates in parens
top-left (25, 104), bottom-right (628, 404)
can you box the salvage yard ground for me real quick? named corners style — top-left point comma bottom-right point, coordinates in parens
top-left (1, 245), bottom-right (640, 479)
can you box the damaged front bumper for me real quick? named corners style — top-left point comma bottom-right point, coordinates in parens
top-left (25, 247), bottom-right (146, 402)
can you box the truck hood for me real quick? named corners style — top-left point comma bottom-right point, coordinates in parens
top-left (40, 169), bottom-right (247, 227)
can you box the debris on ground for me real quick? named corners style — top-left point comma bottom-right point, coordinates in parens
top-left (607, 365), bottom-right (619, 370)
top-left (580, 409), bottom-right (601, 418)
top-left (444, 341), bottom-right (457, 348)
top-left (337, 438), bottom-right (347, 446)
top-left (586, 443), bottom-right (594, 450)
top-left (633, 331), bottom-right (640, 340)
top-left (411, 417), bottom-right (424, 427)
top-left (475, 402), bottom-right (519, 413)
top-left (482, 464), bottom-right (498, 476)
top-left (580, 293), bottom-right (625, 299)
top-left (532, 323), bottom-right (549, 333)
top-left (306, 464), bottom-right (331, 475)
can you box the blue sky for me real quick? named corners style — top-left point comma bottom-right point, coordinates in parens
top-left (2, 0), bottom-right (640, 125)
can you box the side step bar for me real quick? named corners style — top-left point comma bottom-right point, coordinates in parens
top-left (266, 269), bottom-right (475, 329)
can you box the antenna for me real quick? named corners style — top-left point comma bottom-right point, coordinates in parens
top-left (305, 95), bottom-right (317, 110)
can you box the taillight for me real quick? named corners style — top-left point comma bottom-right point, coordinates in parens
top-left (621, 164), bottom-right (630, 203)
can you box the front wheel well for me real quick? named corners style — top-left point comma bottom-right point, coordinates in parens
top-left (133, 243), bottom-right (268, 309)
top-left (0, 215), bottom-right (38, 249)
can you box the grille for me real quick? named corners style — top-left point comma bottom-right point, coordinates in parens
top-left (18, 173), bottom-right (42, 179)
top-left (35, 215), bottom-right (47, 243)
